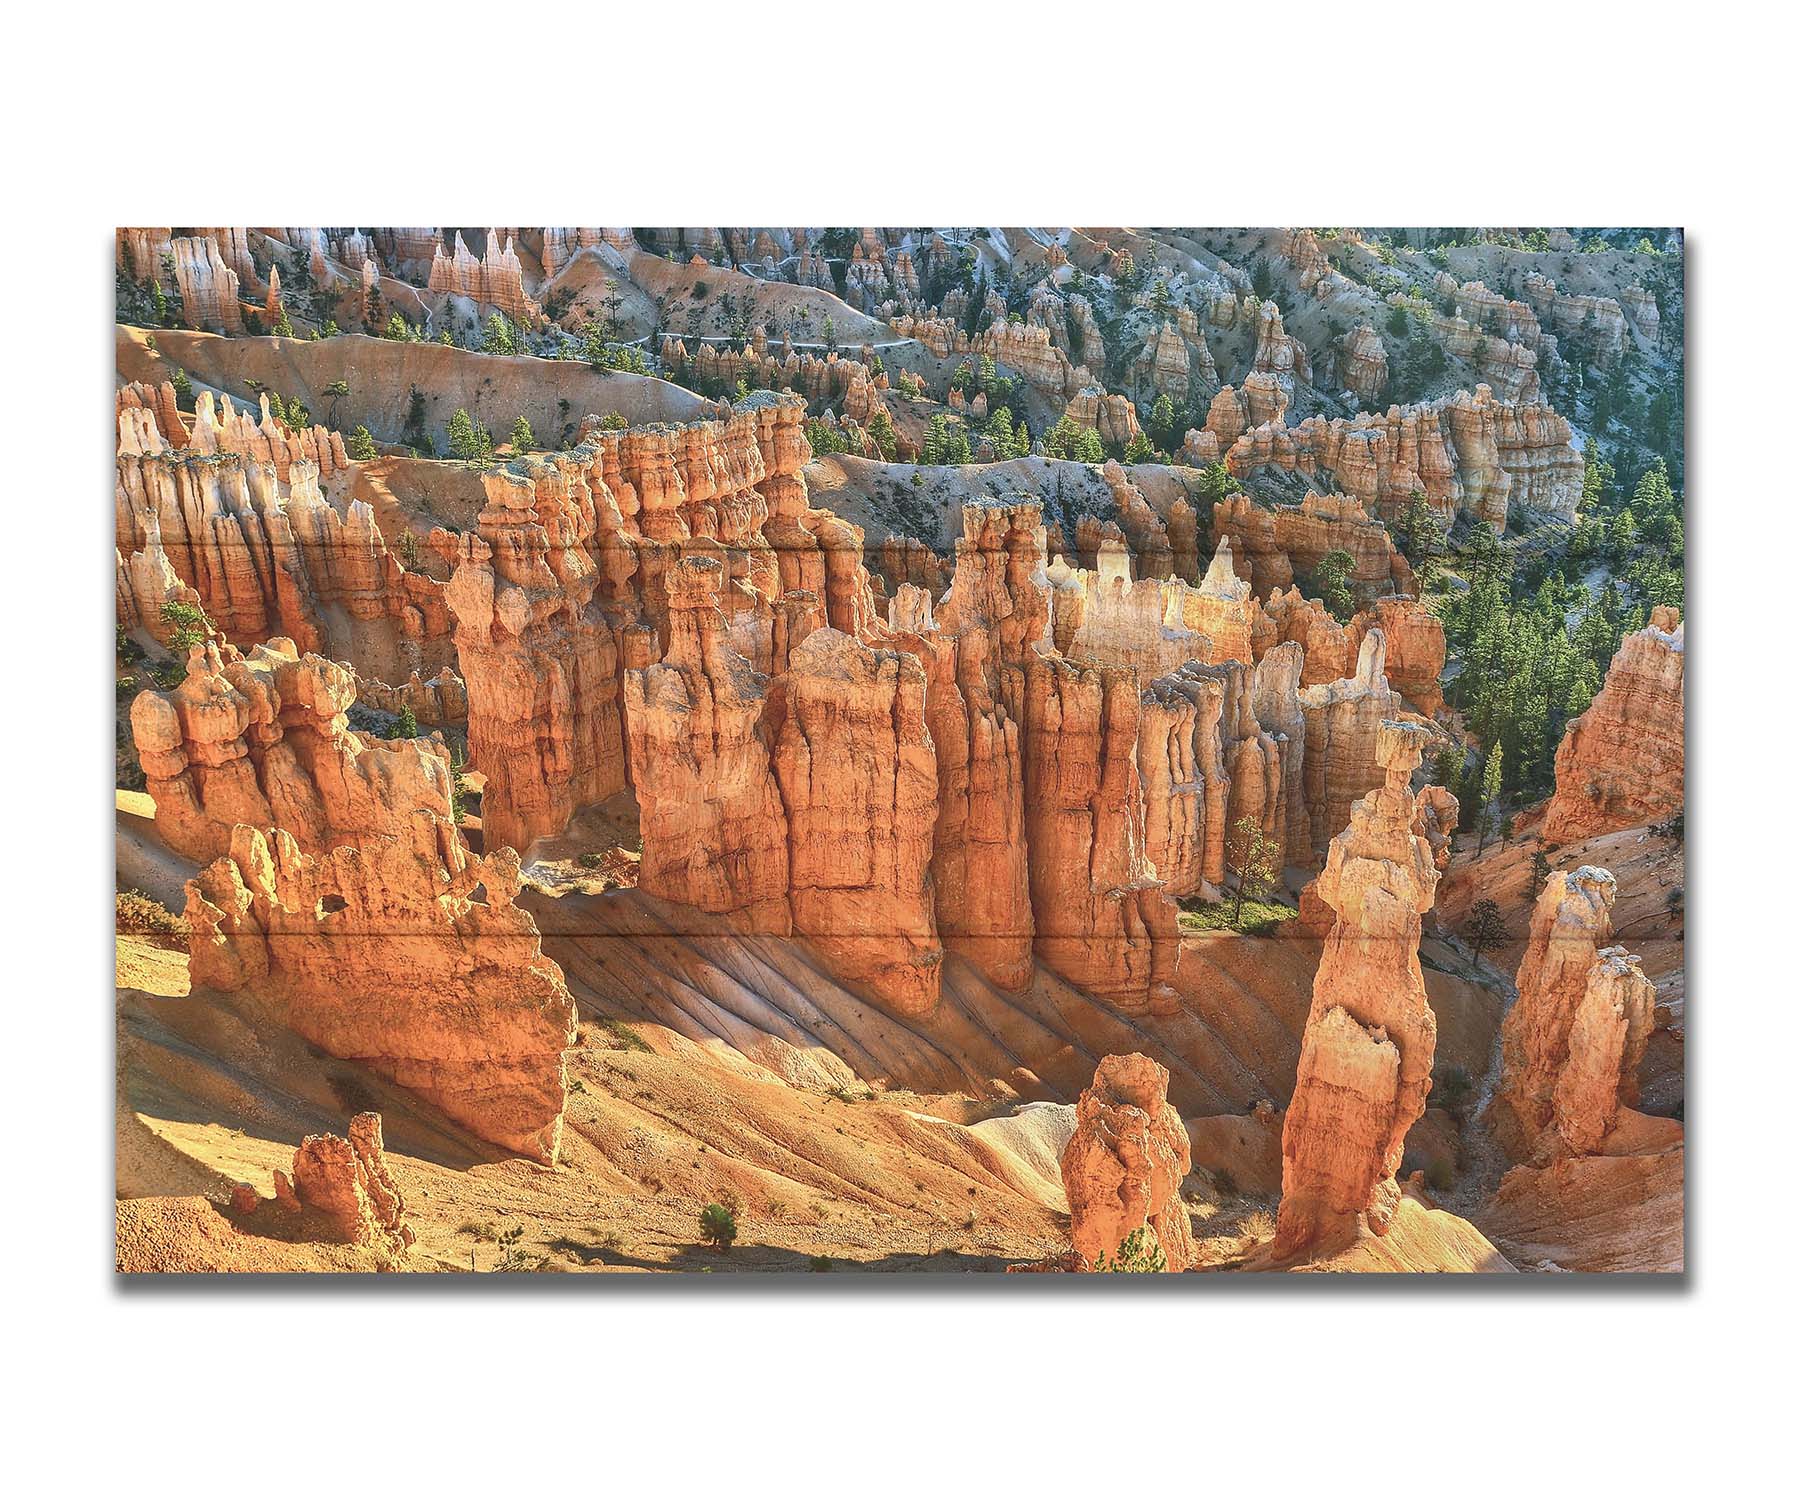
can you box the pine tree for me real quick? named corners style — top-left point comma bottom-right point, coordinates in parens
top-left (346, 426), bottom-right (378, 462)
top-left (1477, 744), bottom-right (1505, 853)
top-left (509, 416), bottom-right (535, 453)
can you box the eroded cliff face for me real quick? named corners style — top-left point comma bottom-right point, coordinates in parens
top-left (1492, 867), bottom-right (1655, 1161)
top-left (1299, 630), bottom-right (1409, 856)
top-left (185, 818), bottom-right (578, 1163)
top-left (1213, 493), bottom-right (1414, 602)
top-left (446, 461), bottom-right (625, 856)
top-left (1023, 651), bottom-right (1182, 1014)
top-left (624, 556), bottom-right (793, 932)
top-left (130, 638), bottom-right (454, 863)
top-left (1272, 720), bottom-right (1452, 1261)
top-left (1221, 386), bottom-right (1580, 530)
top-left (1138, 651), bottom-right (1296, 897)
top-left (774, 629), bottom-right (943, 1016)
top-left (1544, 607), bottom-right (1684, 842)
top-left (1061, 1053), bottom-right (1196, 1271)
top-left (116, 409), bottom-right (452, 682)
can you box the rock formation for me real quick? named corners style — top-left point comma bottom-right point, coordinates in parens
top-left (427, 229), bottom-right (543, 325)
top-left (623, 556), bottom-right (793, 931)
top-left (1060, 1054), bottom-right (1196, 1271)
top-left (130, 638), bottom-right (455, 863)
top-left (116, 410), bottom-right (453, 683)
top-left (1272, 721), bottom-right (1451, 1260)
top-left (1299, 631), bottom-right (1409, 855)
top-left (170, 235), bottom-right (243, 333)
top-left (1543, 607), bottom-right (1684, 842)
top-left (1492, 867), bottom-right (1656, 1160)
top-left (186, 817), bottom-right (577, 1162)
top-left (1337, 323), bottom-right (1388, 404)
top-left (233, 1112), bottom-right (413, 1255)
top-left (1213, 493), bottom-right (1414, 601)
top-left (1023, 651), bottom-right (1182, 1013)
top-left (774, 628), bottom-right (943, 1016)
top-left (445, 461), bottom-right (625, 855)
top-left (1222, 387), bottom-right (1580, 529)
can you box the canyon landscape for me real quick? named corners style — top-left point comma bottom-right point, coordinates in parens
top-left (112, 225), bottom-right (1686, 1276)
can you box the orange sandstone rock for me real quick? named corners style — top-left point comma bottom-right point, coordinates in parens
top-left (237, 1113), bottom-right (414, 1256)
top-left (1273, 721), bottom-right (1452, 1260)
top-left (1543, 607), bottom-right (1684, 842)
top-left (445, 460), bottom-right (625, 855)
top-left (1061, 1053), bottom-right (1196, 1271)
top-left (1024, 650), bottom-right (1182, 1013)
top-left (1492, 867), bottom-right (1656, 1161)
top-left (185, 819), bottom-right (577, 1162)
top-left (130, 638), bottom-right (454, 863)
top-left (774, 628), bottom-right (943, 1016)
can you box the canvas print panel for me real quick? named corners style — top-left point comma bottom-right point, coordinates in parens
top-left (114, 227), bottom-right (1684, 1274)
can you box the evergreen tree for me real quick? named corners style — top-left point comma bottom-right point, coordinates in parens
top-left (1312, 549), bottom-right (1357, 623)
top-left (1477, 744), bottom-right (1505, 853)
top-left (509, 416), bottom-right (535, 453)
top-left (346, 425), bottom-right (378, 462)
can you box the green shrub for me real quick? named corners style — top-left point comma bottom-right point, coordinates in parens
top-left (1424, 1158), bottom-right (1454, 1193)
top-left (1091, 1225), bottom-right (1166, 1273)
top-left (698, 1202), bottom-right (738, 1253)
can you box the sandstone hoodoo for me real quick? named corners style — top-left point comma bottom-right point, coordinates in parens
top-left (1543, 607), bottom-right (1684, 843)
top-left (1272, 720), bottom-right (1453, 1262)
top-left (1491, 867), bottom-right (1656, 1161)
top-left (130, 638), bottom-right (455, 863)
top-left (1061, 1054), bottom-right (1196, 1271)
top-left (112, 226), bottom-right (1686, 1278)
top-left (232, 1113), bottom-right (414, 1257)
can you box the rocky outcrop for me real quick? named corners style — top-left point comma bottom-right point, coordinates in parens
top-left (1521, 273), bottom-right (1627, 366)
top-left (1492, 867), bottom-right (1656, 1161)
top-left (185, 820), bottom-right (577, 1162)
top-left (233, 1112), bottom-right (413, 1255)
top-left (116, 410), bottom-right (453, 683)
top-left (130, 638), bottom-right (455, 864)
top-left (1336, 323), bottom-right (1388, 405)
top-left (354, 667), bottom-right (468, 726)
top-left (894, 503), bottom-right (1047, 990)
top-left (1300, 630), bottom-right (1408, 857)
top-left (1552, 948), bottom-right (1658, 1155)
top-left (1139, 650), bottom-right (1296, 897)
top-left (1061, 1053), bottom-right (1196, 1271)
top-left (1544, 607), bottom-right (1684, 842)
top-left (1024, 651), bottom-right (1182, 1014)
top-left (170, 235), bottom-right (243, 333)
top-left (1250, 300), bottom-right (1311, 395)
top-left (624, 556), bottom-right (792, 932)
top-left (1222, 386), bottom-right (1580, 529)
top-left (774, 628), bottom-right (943, 1016)
top-left (117, 379), bottom-right (188, 446)
top-left (1213, 493), bottom-right (1414, 602)
top-left (445, 460), bottom-right (626, 855)
top-left (1062, 386), bottom-right (1142, 450)
top-left (1272, 721), bottom-right (1450, 1260)
top-left (187, 391), bottom-right (353, 483)
top-left (1345, 596), bottom-right (1445, 717)
top-left (428, 229), bottom-right (543, 325)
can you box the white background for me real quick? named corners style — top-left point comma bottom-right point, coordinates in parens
top-left (0, 3), bottom-right (1789, 1493)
